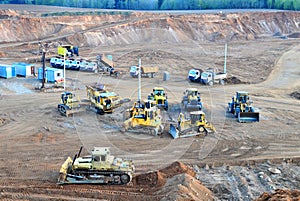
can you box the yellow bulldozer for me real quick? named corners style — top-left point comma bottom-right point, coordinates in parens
top-left (148, 87), bottom-right (169, 110)
top-left (169, 111), bottom-right (215, 139)
top-left (58, 146), bottom-right (135, 185)
top-left (182, 88), bottom-right (203, 111)
top-left (57, 92), bottom-right (85, 117)
top-left (86, 85), bottom-right (129, 115)
top-left (123, 99), bottom-right (164, 135)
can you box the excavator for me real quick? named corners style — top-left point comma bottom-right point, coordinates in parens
top-left (123, 99), bottom-right (164, 135)
top-left (182, 88), bottom-right (202, 111)
top-left (148, 87), bottom-right (168, 110)
top-left (58, 146), bottom-right (135, 185)
top-left (228, 91), bottom-right (259, 122)
top-left (57, 92), bottom-right (84, 117)
top-left (169, 111), bottom-right (215, 139)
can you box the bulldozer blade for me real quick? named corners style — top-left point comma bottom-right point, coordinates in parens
top-left (169, 124), bottom-right (179, 139)
top-left (186, 105), bottom-right (201, 111)
top-left (238, 112), bottom-right (259, 123)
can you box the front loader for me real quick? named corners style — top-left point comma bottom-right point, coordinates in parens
top-left (228, 91), bottom-right (259, 122)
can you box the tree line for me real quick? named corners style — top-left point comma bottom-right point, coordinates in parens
top-left (1, 0), bottom-right (299, 11)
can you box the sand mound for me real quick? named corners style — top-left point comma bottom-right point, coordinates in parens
top-left (290, 91), bottom-right (300, 100)
top-left (157, 173), bottom-right (214, 201)
top-left (288, 32), bottom-right (300, 38)
top-left (134, 161), bottom-right (196, 188)
top-left (255, 189), bottom-right (300, 201)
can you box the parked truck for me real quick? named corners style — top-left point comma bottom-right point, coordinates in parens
top-left (200, 68), bottom-right (227, 85)
top-left (188, 68), bottom-right (203, 82)
top-left (130, 66), bottom-right (158, 78)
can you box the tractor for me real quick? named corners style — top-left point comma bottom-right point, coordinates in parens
top-left (57, 92), bottom-right (83, 117)
top-left (148, 87), bottom-right (168, 111)
top-left (182, 88), bottom-right (202, 111)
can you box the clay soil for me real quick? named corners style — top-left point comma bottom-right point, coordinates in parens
top-left (0, 5), bottom-right (300, 201)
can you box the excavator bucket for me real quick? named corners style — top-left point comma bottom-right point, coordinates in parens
top-left (169, 124), bottom-right (179, 139)
top-left (238, 112), bottom-right (259, 123)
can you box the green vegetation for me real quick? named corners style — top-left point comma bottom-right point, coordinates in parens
top-left (41, 11), bottom-right (132, 17)
top-left (1, 0), bottom-right (300, 11)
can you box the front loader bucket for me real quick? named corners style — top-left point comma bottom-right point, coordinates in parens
top-left (169, 124), bottom-right (179, 139)
top-left (238, 112), bottom-right (259, 123)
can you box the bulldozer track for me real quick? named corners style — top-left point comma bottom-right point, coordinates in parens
top-left (0, 184), bottom-right (163, 200)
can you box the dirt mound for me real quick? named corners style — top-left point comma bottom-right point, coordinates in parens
top-left (134, 161), bottom-right (195, 188)
top-left (255, 189), bottom-right (300, 201)
top-left (157, 173), bottom-right (214, 201)
top-left (290, 91), bottom-right (300, 99)
top-left (288, 32), bottom-right (300, 38)
top-left (224, 76), bottom-right (250, 84)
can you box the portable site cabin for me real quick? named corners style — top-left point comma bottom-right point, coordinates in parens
top-left (0, 65), bottom-right (16, 79)
top-left (38, 67), bottom-right (64, 83)
top-left (12, 62), bottom-right (35, 77)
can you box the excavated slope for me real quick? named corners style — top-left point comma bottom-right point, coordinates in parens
top-left (0, 9), bottom-right (299, 46)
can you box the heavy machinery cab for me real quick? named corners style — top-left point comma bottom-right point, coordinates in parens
top-left (185, 88), bottom-right (200, 100)
top-left (72, 147), bottom-right (134, 172)
top-left (60, 92), bottom-right (79, 108)
top-left (130, 100), bottom-right (158, 120)
top-left (236, 91), bottom-right (250, 103)
top-left (148, 87), bottom-right (168, 110)
top-left (182, 88), bottom-right (202, 111)
top-left (190, 111), bottom-right (207, 125)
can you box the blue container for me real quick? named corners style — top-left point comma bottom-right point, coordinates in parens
top-left (0, 65), bottom-right (16, 79)
top-left (38, 67), bottom-right (64, 83)
top-left (12, 62), bottom-right (35, 77)
top-left (107, 55), bottom-right (113, 61)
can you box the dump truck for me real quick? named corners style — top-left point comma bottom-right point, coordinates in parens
top-left (228, 91), bottom-right (259, 122)
top-left (182, 88), bottom-right (202, 111)
top-left (58, 146), bottom-right (135, 185)
top-left (169, 111), bottom-right (216, 139)
top-left (57, 92), bottom-right (85, 117)
top-left (200, 68), bottom-right (227, 85)
top-left (58, 45), bottom-right (79, 57)
top-left (96, 54), bottom-right (122, 77)
top-left (123, 100), bottom-right (164, 135)
top-left (148, 87), bottom-right (168, 111)
top-left (129, 66), bottom-right (158, 78)
top-left (86, 85), bottom-right (128, 115)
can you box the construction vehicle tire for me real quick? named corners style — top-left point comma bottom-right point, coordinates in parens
top-left (198, 126), bottom-right (208, 136)
top-left (120, 174), bottom-right (130, 184)
top-left (97, 108), bottom-right (105, 115)
top-left (208, 81), bottom-right (214, 86)
top-left (219, 79), bottom-right (225, 85)
top-left (158, 124), bottom-right (164, 134)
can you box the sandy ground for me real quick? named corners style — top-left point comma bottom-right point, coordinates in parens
top-left (0, 5), bottom-right (300, 201)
